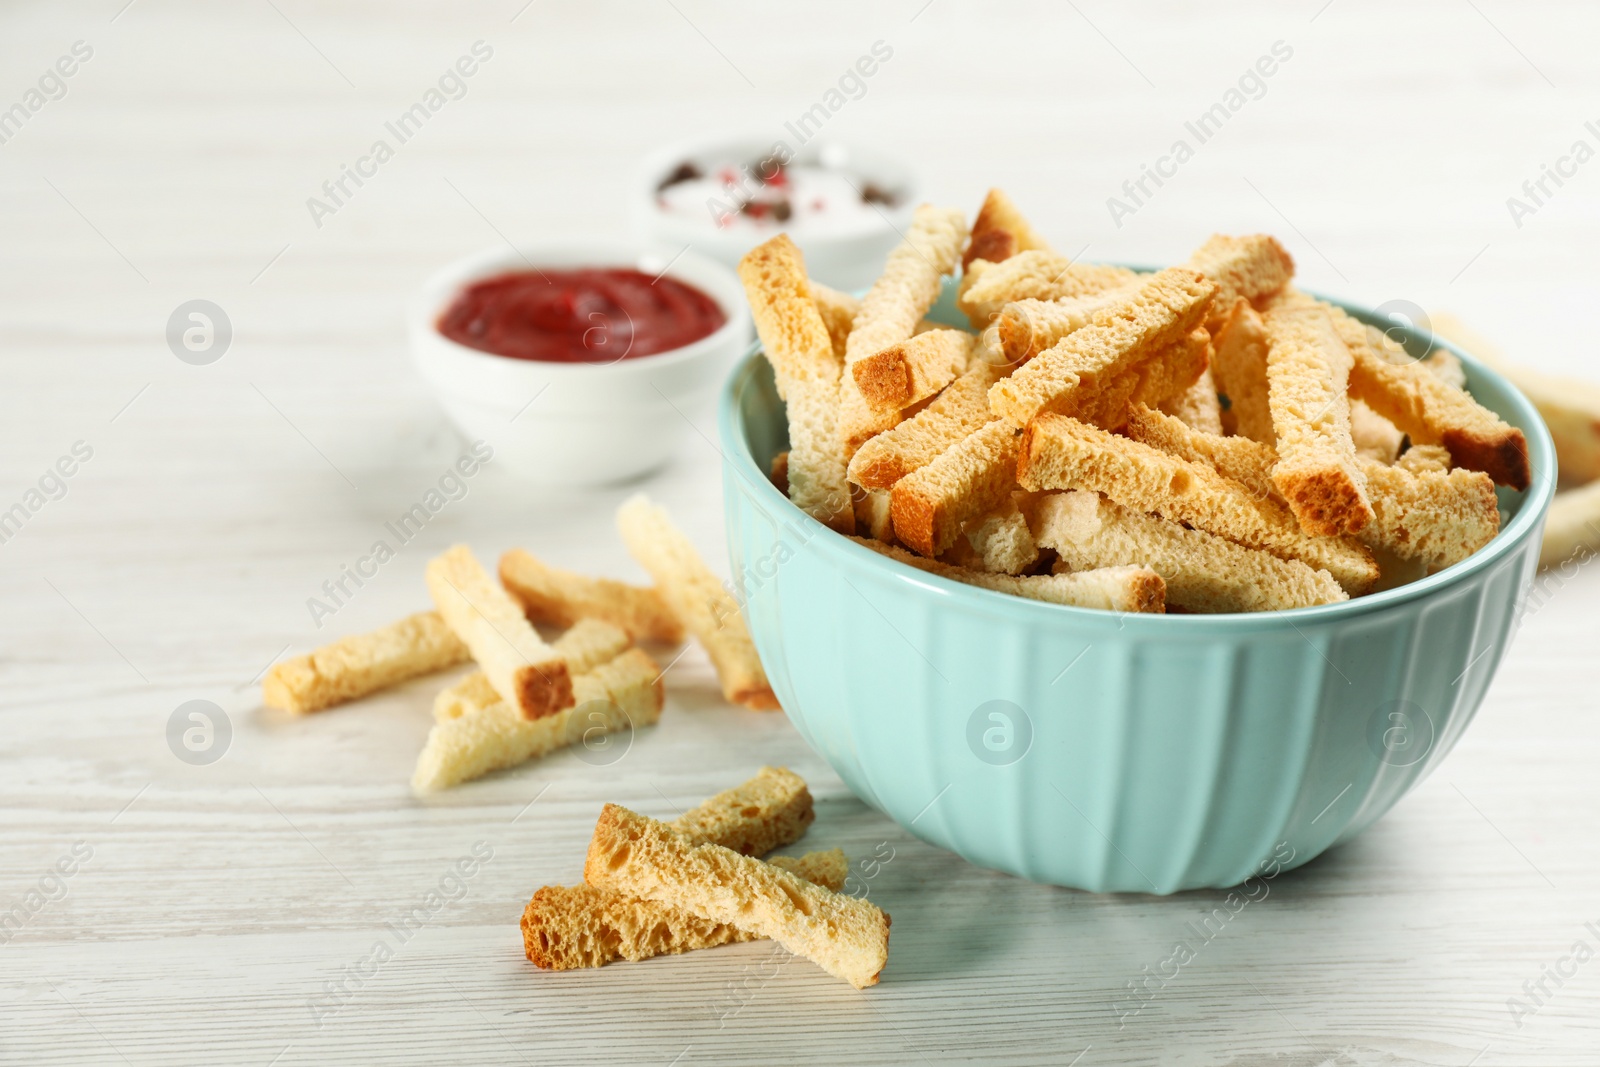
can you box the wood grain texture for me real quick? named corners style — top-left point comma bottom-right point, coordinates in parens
top-left (2, 0), bottom-right (1599, 1062)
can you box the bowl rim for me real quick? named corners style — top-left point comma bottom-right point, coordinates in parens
top-left (408, 240), bottom-right (752, 380)
top-left (718, 280), bottom-right (1558, 628)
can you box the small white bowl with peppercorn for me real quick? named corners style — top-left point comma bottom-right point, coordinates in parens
top-left (635, 135), bottom-right (917, 291)
top-left (409, 242), bottom-right (751, 486)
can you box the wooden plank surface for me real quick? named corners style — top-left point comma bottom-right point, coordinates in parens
top-left (2, 1), bottom-right (1598, 1062)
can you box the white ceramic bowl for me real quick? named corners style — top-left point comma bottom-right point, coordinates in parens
top-left (633, 134), bottom-right (918, 292)
top-left (408, 243), bottom-right (752, 486)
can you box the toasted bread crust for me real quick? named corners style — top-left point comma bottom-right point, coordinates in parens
top-left (890, 420), bottom-right (1022, 557)
top-left (847, 362), bottom-right (1003, 489)
top-left (988, 268), bottom-right (1216, 428)
top-left (617, 495), bottom-right (778, 711)
top-left (854, 536), bottom-right (1163, 613)
top-left (411, 648), bottom-right (663, 791)
top-left (1260, 299), bottom-right (1373, 536)
top-left (1328, 305), bottom-right (1530, 490)
top-left (739, 236), bottom-right (855, 531)
top-left (427, 544), bottom-right (574, 721)
top-left (1026, 491), bottom-right (1346, 613)
top-left (851, 329), bottom-right (972, 414)
top-left (1019, 413), bottom-right (1378, 593)
top-left (962, 188), bottom-right (1052, 271)
top-left (584, 804), bottom-right (891, 988)
top-left (522, 850), bottom-right (848, 970)
top-left (499, 550), bottom-right (684, 645)
top-left (262, 611), bottom-right (469, 715)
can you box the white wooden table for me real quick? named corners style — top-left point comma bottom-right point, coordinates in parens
top-left (3, 2), bottom-right (1598, 1063)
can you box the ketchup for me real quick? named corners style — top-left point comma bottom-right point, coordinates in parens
top-left (437, 268), bottom-right (725, 363)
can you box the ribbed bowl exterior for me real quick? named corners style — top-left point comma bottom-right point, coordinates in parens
top-left (719, 292), bottom-right (1555, 892)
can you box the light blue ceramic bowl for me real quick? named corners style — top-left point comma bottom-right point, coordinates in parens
top-left (718, 279), bottom-right (1555, 893)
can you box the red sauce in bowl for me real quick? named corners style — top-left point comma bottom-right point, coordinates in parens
top-left (436, 268), bottom-right (726, 363)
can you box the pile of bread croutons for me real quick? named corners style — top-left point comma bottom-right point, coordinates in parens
top-left (740, 189), bottom-right (1531, 614)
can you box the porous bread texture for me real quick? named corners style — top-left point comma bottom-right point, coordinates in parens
top-left (854, 536), bottom-right (1164, 613)
top-left (262, 611), bottom-right (469, 714)
top-left (585, 804), bottom-right (891, 988)
top-left (617, 495), bottom-right (778, 711)
top-left (498, 550), bottom-right (684, 644)
top-left (1026, 491), bottom-right (1347, 613)
top-left (738, 236), bottom-right (855, 531)
top-left (1395, 445), bottom-right (1452, 475)
top-left (1018, 413), bottom-right (1377, 594)
top-left (1355, 457), bottom-right (1500, 569)
top-left (669, 765), bottom-right (816, 856)
top-left (1124, 403), bottom-right (1279, 500)
top-left (1334, 310), bottom-right (1530, 490)
top-left (1182, 234), bottom-right (1295, 330)
top-left (426, 544), bottom-right (573, 720)
top-left (522, 850), bottom-right (847, 970)
top-left (851, 329), bottom-right (972, 414)
top-left (411, 648), bottom-right (662, 791)
top-left (954, 496), bottom-right (1039, 575)
top-left (994, 286), bottom-right (1140, 367)
top-left (521, 766), bottom-right (824, 970)
top-left (1210, 299), bottom-right (1275, 443)
top-left (1260, 300), bottom-right (1374, 537)
top-left (809, 282), bottom-right (859, 362)
top-left (1158, 367), bottom-right (1224, 435)
top-left (839, 205), bottom-right (968, 452)
top-left (890, 420), bottom-right (1022, 558)
top-left (847, 361), bottom-right (1004, 490)
top-left (957, 250), bottom-right (1141, 326)
top-left (963, 187), bottom-right (1052, 270)
top-left (433, 619), bottom-right (632, 723)
top-left (987, 267), bottom-right (1216, 428)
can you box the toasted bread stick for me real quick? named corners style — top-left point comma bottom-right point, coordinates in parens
top-left (522, 766), bottom-right (821, 968)
top-left (1210, 300), bottom-right (1275, 442)
top-left (854, 536), bottom-right (1163, 613)
top-left (852, 329), bottom-right (972, 414)
top-left (994, 286), bottom-right (1142, 367)
top-left (810, 283), bottom-right (942, 364)
top-left (769, 451), bottom-right (790, 494)
top-left (522, 850), bottom-right (848, 970)
top-left (1182, 234), bottom-right (1295, 331)
top-left (987, 268), bottom-right (1216, 428)
top-left (498, 550), bottom-right (684, 644)
top-left (1355, 457), bottom-right (1500, 569)
top-left (1260, 300), bottom-right (1374, 536)
top-left (1026, 491), bottom-right (1346, 613)
top-left (411, 648), bottom-right (662, 791)
top-left (1350, 400), bottom-right (1405, 463)
top-left (1019, 413), bottom-right (1378, 593)
top-left (1431, 311), bottom-right (1600, 485)
top-left (839, 204), bottom-right (968, 451)
top-left (616, 495), bottom-right (778, 711)
top-left (1329, 308), bottom-right (1530, 490)
top-left (957, 251), bottom-right (1141, 327)
top-left (847, 361), bottom-right (1004, 489)
top-left (739, 236), bottom-right (856, 532)
top-left (890, 420), bottom-right (1022, 557)
top-left (426, 545), bottom-right (574, 720)
top-left (1127, 404), bottom-right (1498, 571)
top-left (963, 188), bottom-right (1052, 271)
top-left (262, 611), bottom-right (469, 714)
top-left (584, 804), bottom-right (891, 988)
top-left (433, 619), bottom-right (632, 723)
